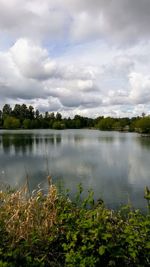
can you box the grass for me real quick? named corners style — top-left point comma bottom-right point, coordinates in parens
top-left (0, 178), bottom-right (57, 244)
top-left (0, 179), bottom-right (150, 266)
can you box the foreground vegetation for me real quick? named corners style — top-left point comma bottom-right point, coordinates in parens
top-left (0, 180), bottom-right (150, 267)
top-left (1, 103), bottom-right (150, 133)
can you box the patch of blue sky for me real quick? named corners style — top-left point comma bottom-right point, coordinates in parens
top-left (120, 105), bottom-right (134, 114)
top-left (43, 9), bottom-right (73, 58)
top-left (0, 32), bottom-right (14, 51)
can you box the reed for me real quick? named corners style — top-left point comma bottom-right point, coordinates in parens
top-left (0, 175), bottom-right (57, 244)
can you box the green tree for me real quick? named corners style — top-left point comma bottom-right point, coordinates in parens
top-left (74, 119), bottom-right (81, 128)
top-left (35, 109), bottom-right (40, 119)
top-left (49, 112), bottom-right (55, 120)
top-left (21, 104), bottom-right (28, 120)
top-left (28, 105), bottom-right (34, 120)
top-left (0, 110), bottom-right (2, 127)
top-left (56, 112), bottom-right (62, 121)
top-left (44, 111), bottom-right (49, 119)
top-left (31, 119), bottom-right (41, 129)
top-left (98, 117), bottom-right (114, 130)
top-left (4, 116), bottom-right (20, 129)
top-left (2, 104), bottom-right (12, 119)
top-left (23, 119), bottom-right (31, 129)
top-left (52, 121), bottom-right (65, 129)
top-left (135, 117), bottom-right (150, 133)
top-left (12, 104), bottom-right (22, 119)
top-left (112, 121), bottom-right (122, 131)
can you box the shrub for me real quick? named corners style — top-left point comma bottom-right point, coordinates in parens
top-left (3, 116), bottom-right (20, 129)
top-left (0, 182), bottom-right (150, 266)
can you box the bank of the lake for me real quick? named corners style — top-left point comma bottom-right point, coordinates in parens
top-left (0, 182), bottom-right (150, 267)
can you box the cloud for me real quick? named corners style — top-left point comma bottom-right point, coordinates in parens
top-left (1, 0), bottom-right (150, 45)
top-left (65, 0), bottom-right (150, 44)
top-left (10, 38), bottom-right (60, 80)
top-left (0, 36), bottom-right (150, 117)
top-left (9, 38), bottom-right (97, 82)
top-left (0, 0), bottom-right (67, 42)
top-left (0, 1), bottom-right (150, 117)
top-left (0, 38), bottom-right (102, 113)
top-left (32, 97), bottom-right (62, 113)
top-left (129, 72), bottom-right (150, 104)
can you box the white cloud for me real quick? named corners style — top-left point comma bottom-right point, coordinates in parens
top-left (0, 1), bottom-right (150, 117)
top-left (10, 38), bottom-right (59, 80)
top-left (0, 38), bottom-right (103, 113)
top-left (129, 72), bottom-right (150, 104)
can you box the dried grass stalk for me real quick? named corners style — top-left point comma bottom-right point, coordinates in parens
top-left (0, 180), bottom-right (58, 244)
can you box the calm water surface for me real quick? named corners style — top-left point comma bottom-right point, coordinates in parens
top-left (0, 129), bottom-right (150, 210)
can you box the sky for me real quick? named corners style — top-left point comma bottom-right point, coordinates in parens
top-left (0, 0), bottom-right (150, 118)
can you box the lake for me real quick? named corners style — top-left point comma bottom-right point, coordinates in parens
top-left (0, 129), bottom-right (150, 210)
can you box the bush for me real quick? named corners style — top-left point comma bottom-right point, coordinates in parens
top-left (3, 116), bottom-right (20, 129)
top-left (52, 121), bottom-right (65, 130)
top-left (0, 182), bottom-right (150, 266)
top-left (135, 117), bottom-right (150, 133)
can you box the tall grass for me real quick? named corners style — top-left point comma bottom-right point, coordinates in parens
top-left (0, 176), bottom-right (57, 244)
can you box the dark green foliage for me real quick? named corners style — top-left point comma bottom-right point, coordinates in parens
top-left (52, 121), bottom-right (66, 129)
top-left (1, 103), bottom-right (150, 132)
top-left (135, 117), bottom-right (150, 133)
top-left (56, 112), bottom-right (62, 121)
top-left (23, 119), bottom-right (32, 129)
top-left (0, 185), bottom-right (150, 266)
top-left (59, 193), bottom-right (150, 267)
top-left (2, 104), bottom-right (12, 119)
top-left (97, 117), bottom-right (115, 130)
top-left (0, 110), bottom-right (2, 127)
top-left (0, 104), bottom-right (95, 129)
top-left (3, 116), bottom-right (20, 129)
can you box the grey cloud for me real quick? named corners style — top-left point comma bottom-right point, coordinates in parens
top-left (0, 80), bottom-right (43, 100)
top-left (0, 0), bottom-right (67, 41)
top-left (63, 0), bottom-right (108, 14)
top-left (104, 0), bottom-right (150, 43)
top-left (33, 96), bottom-right (62, 113)
top-left (43, 84), bottom-right (102, 109)
top-left (1, 0), bottom-right (150, 46)
top-left (67, 0), bottom-right (150, 43)
top-left (0, 1), bottom-right (35, 30)
top-left (59, 91), bottom-right (102, 108)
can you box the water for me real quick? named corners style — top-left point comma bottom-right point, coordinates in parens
top-left (0, 129), bottom-right (150, 210)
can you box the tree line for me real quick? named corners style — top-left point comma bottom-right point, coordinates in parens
top-left (0, 104), bottom-right (150, 133)
top-left (0, 104), bottom-right (94, 130)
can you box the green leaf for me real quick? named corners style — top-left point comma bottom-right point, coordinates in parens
top-left (99, 245), bottom-right (106, 255)
top-left (102, 233), bottom-right (112, 240)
